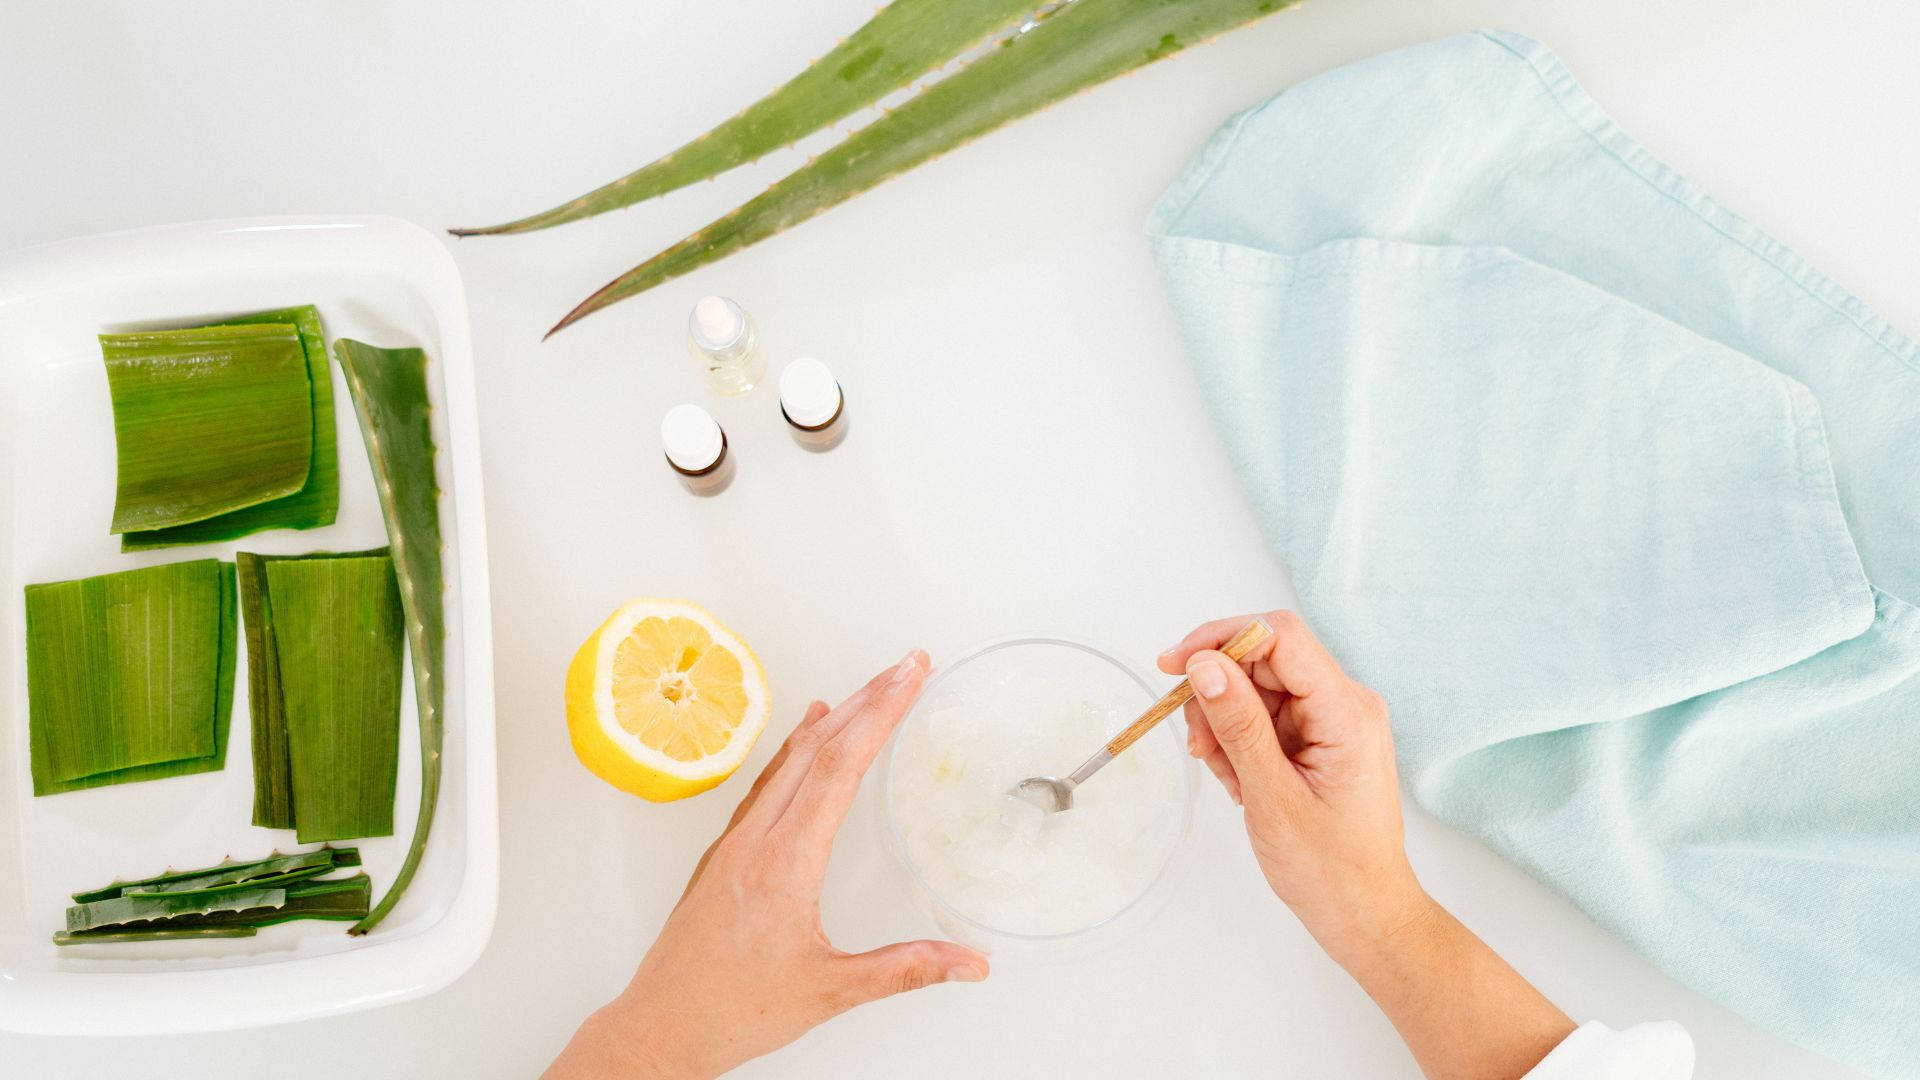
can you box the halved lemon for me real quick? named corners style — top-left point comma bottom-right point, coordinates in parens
top-left (565, 597), bottom-right (770, 802)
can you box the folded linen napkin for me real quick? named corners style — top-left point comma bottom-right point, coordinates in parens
top-left (1149, 31), bottom-right (1920, 1077)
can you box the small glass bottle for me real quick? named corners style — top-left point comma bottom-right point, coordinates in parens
top-left (661, 403), bottom-right (734, 496)
top-left (687, 295), bottom-right (764, 396)
top-left (778, 357), bottom-right (848, 452)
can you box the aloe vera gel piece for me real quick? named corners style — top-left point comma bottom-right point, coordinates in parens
top-left (102, 323), bottom-right (314, 533)
top-left (120, 305), bottom-right (340, 550)
top-left (24, 560), bottom-right (237, 796)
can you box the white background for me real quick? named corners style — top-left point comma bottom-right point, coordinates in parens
top-left (3, 1), bottom-right (1913, 1076)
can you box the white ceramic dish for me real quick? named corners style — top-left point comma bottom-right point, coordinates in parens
top-left (0, 216), bottom-right (497, 1035)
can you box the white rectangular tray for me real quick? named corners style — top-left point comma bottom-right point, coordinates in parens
top-left (0, 216), bottom-right (497, 1035)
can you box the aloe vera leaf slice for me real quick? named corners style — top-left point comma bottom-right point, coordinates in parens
top-left (28, 563), bottom-right (237, 796)
top-left (102, 323), bottom-right (314, 533)
top-left (23, 578), bottom-right (105, 789)
top-left (265, 554), bottom-right (404, 843)
top-left (128, 865), bottom-right (335, 899)
top-left (333, 340), bottom-right (445, 935)
top-left (452, 0), bottom-right (1040, 237)
top-left (239, 549), bottom-right (392, 828)
top-left (71, 846), bottom-right (359, 903)
top-left (121, 306), bottom-right (339, 550)
top-left (92, 561), bottom-right (221, 773)
top-left (53, 877), bottom-right (367, 943)
top-left (547, 0), bottom-right (1301, 334)
top-left (68, 885), bottom-right (287, 933)
top-left (124, 848), bottom-right (345, 897)
top-left (115, 874), bottom-right (373, 932)
top-left (26, 561), bottom-right (224, 785)
top-left (232, 873), bottom-right (372, 926)
top-left (54, 926), bottom-right (259, 946)
top-left (238, 551), bottom-right (294, 827)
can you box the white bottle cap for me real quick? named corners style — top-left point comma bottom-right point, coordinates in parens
top-left (690, 296), bottom-right (746, 351)
top-left (661, 403), bottom-right (724, 471)
top-left (778, 357), bottom-right (842, 428)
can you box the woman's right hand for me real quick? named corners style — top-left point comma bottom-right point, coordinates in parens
top-left (1158, 611), bottom-right (1431, 963)
top-left (1164, 611), bottom-right (1581, 1080)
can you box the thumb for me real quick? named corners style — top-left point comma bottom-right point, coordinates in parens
top-left (837, 939), bottom-right (989, 1006)
top-left (1186, 650), bottom-right (1299, 814)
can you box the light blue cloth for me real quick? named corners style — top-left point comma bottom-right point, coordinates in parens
top-left (1148, 31), bottom-right (1920, 1077)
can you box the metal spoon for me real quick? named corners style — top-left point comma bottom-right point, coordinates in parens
top-left (1012, 619), bottom-right (1274, 812)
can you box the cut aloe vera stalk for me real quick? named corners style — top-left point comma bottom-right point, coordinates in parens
top-left (546, 0), bottom-right (1301, 333)
top-left (102, 323), bottom-right (314, 533)
top-left (69, 885), bottom-right (287, 933)
top-left (61, 874), bottom-right (372, 940)
top-left (72, 847), bottom-right (360, 904)
top-left (25, 560), bottom-right (237, 795)
top-left (263, 553), bottom-right (405, 843)
top-left (237, 552), bottom-right (294, 827)
top-left (228, 873), bottom-right (372, 926)
top-left (452, 0), bottom-right (1039, 237)
top-left (239, 549), bottom-right (392, 828)
top-left (334, 340), bottom-right (446, 935)
top-left (125, 849), bottom-right (352, 898)
top-left (121, 306), bottom-right (339, 550)
top-left (103, 874), bottom-right (373, 931)
top-left (54, 926), bottom-right (259, 946)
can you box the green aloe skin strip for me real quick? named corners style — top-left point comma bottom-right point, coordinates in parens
top-left (121, 305), bottom-right (340, 550)
top-left (68, 885), bottom-right (287, 933)
top-left (52, 926), bottom-right (259, 946)
top-left (72, 847), bottom-right (359, 904)
top-left (451, 0), bottom-right (1040, 237)
top-left (334, 340), bottom-right (446, 935)
top-left (57, 870), bottom-right (373, 944)
top-left (237, 552), bottom-right (295, 827)
top-left (101, 323), bottom-right (314, 532)
top-left (239, 549), bottom-right (392, 828)
top-left (92, 562), bottom-right (220, 773)
top-left (25, 560), bottom-right (237, 795)
top-left (265, 554), bottom-right (405, 844)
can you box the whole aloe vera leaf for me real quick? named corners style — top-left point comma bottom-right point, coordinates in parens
top-left (333, 340), bottom-right (446, 936)
top-left (548, 0), bottom-right (1299, 335)
top-left (452, 0), bottom-right (1040, 237)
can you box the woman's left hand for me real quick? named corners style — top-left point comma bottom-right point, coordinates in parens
top-left (545, 650), bottom-right (989, 1080)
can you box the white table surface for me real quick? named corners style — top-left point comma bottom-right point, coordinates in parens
top-left (3, 1), bottom-right (1913, 1076)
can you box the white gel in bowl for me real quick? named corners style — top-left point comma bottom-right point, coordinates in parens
top-left (885, 639), bottom-right (1189, 944)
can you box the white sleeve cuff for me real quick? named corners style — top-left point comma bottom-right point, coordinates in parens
top-left (1524, 1020), bottom-right (1695, 1080)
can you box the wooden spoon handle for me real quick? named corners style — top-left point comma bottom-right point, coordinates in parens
top-left (1103, 618), bottom-right (1274, 757)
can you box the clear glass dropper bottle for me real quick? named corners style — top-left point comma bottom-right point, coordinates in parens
top-left (687, 295), bottom-right (764, 395)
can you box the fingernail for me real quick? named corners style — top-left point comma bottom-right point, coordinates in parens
top-left (1190, 660), bottom-right (1227, 699)
top-left (945, 964), bottom-right (986, 983)
top-left (890, 650), bottom-right (923, 686)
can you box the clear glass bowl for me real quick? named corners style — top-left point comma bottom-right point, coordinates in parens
top-left (881, 637), bottom-right (1196, 962)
